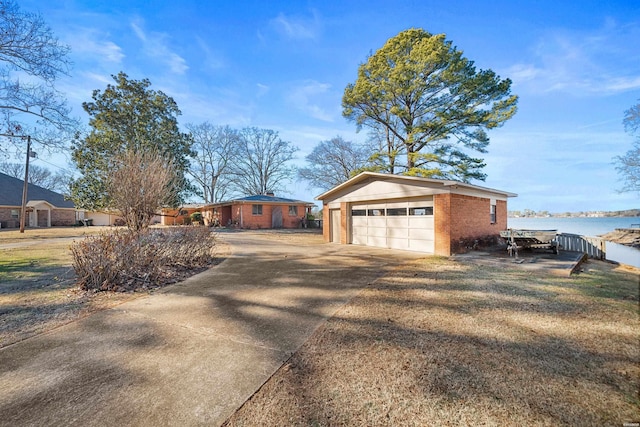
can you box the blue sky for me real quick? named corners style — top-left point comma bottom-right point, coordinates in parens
top-left (20, 0), bottom-right (640, 213)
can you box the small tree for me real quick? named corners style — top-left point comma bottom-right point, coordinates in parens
top-left (186, 122), bottom-right (238, 203)
top-left (298, 136), bottom-right (371, 191)
top-left (229, 127), bottom-right (298, 195)
top-left (0, 0), bottom-right (77, 155)
top-left (614, 100), bottom-right (640, 194)
top-left (107, 149), bottom-right (179, 231)
top-left (0, 161), bottom-right (69, 193)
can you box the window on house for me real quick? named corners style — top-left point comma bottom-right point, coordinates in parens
top-left (409, 207), bottom-right (433, 216)
top-left (252, 204), bottom-right (263, 215)
top-left (386, 208), bottom-right (407, 216)
top-left (351, 209), bottom-right (366, 216)
top-left (288, 205), bottom-right (298, 216)
top-left (490, 204), bottom-right (496, 224)
top-left (10, 209), bottom-right (19, 219)
top-left (367, 208), bottom-right (385, 216)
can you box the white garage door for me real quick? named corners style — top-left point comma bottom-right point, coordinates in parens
top-left (351, 199), bottom-right (434, 253)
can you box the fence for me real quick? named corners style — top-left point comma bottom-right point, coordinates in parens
top-left (556, 233), bottom-right (606, 260)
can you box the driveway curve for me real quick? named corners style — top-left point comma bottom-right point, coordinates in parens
top-left (0, 231), bottom-right (423, 427)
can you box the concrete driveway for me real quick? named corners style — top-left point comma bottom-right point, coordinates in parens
top-left (0, 231), bottom-right (423, 426)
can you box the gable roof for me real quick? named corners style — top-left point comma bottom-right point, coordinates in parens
top-left (316, 172), bottom-right (517, 202)
top-left (0, 172), bottom-right (75, 208)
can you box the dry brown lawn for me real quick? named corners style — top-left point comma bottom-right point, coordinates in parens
top-left (0, 226), bottom-right (229, 348)
top-left (0, 240), bottom-right (139, 348)
top-left (225, 256), bottom-right (640, 426)
top-left (0, 225), bottom-right (110, 244)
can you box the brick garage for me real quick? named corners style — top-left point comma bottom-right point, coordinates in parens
top-left (316, 172), bottom-right (515, 256)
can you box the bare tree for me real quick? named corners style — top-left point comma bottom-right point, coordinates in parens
top-left (186, 122), bottom-right (238, 203)
top-left (298, 136), bottom-right (372, 191)
top-left (614, 100), bottom-right (640, 194)
top-left (229, 127), bottom-right (298, 196)
top-left (0, 0), bottom-right (77, 155)
top-left (107, 150), bottom-right (179, 231)
top-left (0, 161), bottom-right (69, 193)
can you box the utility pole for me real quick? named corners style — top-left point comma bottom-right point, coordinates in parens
top-left (19, 135), bottom-right (32, 233)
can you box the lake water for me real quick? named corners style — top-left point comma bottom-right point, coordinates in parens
top-left (508, 217), bottom-right (640, 268)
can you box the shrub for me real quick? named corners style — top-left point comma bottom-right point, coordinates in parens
top-left (71, 227), bottom-right (216, 291)
top-left (190, 211), bottom-right (203, 223)
top-left (451, 234), bottom-right (501, 254)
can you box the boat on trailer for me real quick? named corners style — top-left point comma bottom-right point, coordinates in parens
top-left (500, 229), bottom-right (559, 255)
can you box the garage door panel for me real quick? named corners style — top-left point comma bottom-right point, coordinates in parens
top-left (352, 225), bottom-right (368, 234)
top-left (409, 239), bottom-right (434, 252)
top-left (368, 235), bottom-right (387, 247)
top-left (352, 217), bottom-right (367, 226)
top-left (409, 229), bottom-right (434, 240)
top-left (388, 227), bottom-right (409, 238)
top-left (409, 217), bottom-right (434, 229)
top-left (368, 217), bottom-right (386, 227)
top-left (352, 235), bottom-right (367, 245)
top-left (368, 226), bottom-right (387, 237)
top-left (386, 217), bottom-right (408, 227)
top-left (388, 238), bottom-right (409, 250)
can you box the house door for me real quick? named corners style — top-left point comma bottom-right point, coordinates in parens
top-left (272, 206), bottom-right (283, 228)
top-left (330, 209), bottom-right (340, 243)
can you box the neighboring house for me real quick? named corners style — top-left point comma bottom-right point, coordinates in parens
top-left (315, 172), bottom-right (516, 256)
top-left (161, 195), bottom-right (315, 229)
top-left (0, 172), bottom-right (77, 228)
top-left (160, 204), bottom-right (205, 226)
top-left (80, 210), bottom-right (126, 226)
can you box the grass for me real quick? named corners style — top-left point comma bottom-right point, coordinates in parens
top-left (0, 232), bottom-right (138, 348)
top-left (0, 226), bottom-right (228, 348)
top-left (224, 257), bottom-right (640, 426)
top-left (0, 225), bottom-right (110, 244)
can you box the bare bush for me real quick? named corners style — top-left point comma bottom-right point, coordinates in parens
top-left (71, 227), bottom-right (215, 292)
top-left (107, 149), bottom-right (180, 231)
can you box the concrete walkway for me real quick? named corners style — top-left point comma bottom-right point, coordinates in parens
top-left (0, 232), bottom-right (422, 427)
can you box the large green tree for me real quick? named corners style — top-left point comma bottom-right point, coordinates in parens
top-left (70, 72), bottom-right (193, 210)
top-left (342, 28), bottom-right (518, 182)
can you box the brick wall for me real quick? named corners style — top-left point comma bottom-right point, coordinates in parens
top-left (0, 207), bottom-right (20, 228)
top-left (322, 205), bottom-right (330, 242)
top-left (435, 193), bottom-right (507, 255)
top-left (233, 203), bottom-right (308, 229)
top-left (340, 202), bottom-right (348, 244)
top-left (434, 194), bottom-right (452, 256)
top-left (51, 209), bottom-right (75, 226)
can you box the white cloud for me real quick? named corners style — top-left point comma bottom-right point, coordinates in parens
top-left (195, 36), bottom-right (226, 70)
top-left (269, 11), bottom-right (321, 40)
top-left (130, 19), bottom-right (189, 75)
top-left (507, 20), bottom-right (640, 95)
top-left (256, 83), bottom-right (270, 97)
top-left (65, 28), bottom-right (124, 65)
top-left (286, 80), bottom-right (335, 122)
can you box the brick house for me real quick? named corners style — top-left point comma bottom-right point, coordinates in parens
top-left (0, 172), bottom-right (77, 229)
top-left (160, 204), bottom-right (205, 226)
top-left (161, 195), bottom-right (315, 229)
top-left (315, 172), bottom-right (516, 256)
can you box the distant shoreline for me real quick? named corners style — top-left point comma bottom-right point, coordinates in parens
top-left (508, 209), bottom-right (640, 219)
